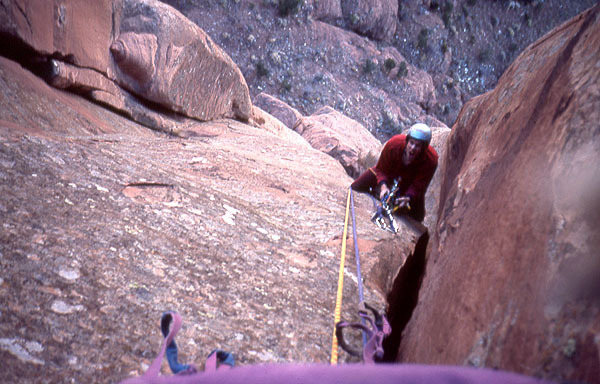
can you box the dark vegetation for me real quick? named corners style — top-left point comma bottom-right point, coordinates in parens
top-left (278, 0), bottom-right (303, 17)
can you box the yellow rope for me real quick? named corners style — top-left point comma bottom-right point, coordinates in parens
top-left (330, 188), bottom-right (351, 364)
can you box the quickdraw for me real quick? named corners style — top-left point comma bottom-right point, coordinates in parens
top-left (371, 178), bottom-right (402, 233)
top-left (335, 302), bottom-right (391, 364)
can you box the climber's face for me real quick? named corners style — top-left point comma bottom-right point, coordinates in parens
top-left (403, 137), bottom-right (425, 165)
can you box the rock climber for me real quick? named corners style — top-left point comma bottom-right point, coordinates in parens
top-left (351, 123), bottom-right (438, 223)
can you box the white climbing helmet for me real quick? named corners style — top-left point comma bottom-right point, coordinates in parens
top-left (407, 123), bottom-right (432, 146)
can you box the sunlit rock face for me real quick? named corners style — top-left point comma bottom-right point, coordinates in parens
top-left (396, 6), bottom-right (600, 383)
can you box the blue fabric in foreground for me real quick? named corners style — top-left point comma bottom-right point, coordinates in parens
top-left (161, 312), bottom-right (194, 374)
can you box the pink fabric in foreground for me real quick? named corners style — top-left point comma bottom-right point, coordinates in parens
top-left (121, 362), bottom-right (554, 384)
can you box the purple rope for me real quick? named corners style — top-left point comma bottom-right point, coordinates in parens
top-left (349, 189), bottom-right (367, 348)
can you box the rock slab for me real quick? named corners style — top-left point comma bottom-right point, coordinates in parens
top-left (0, 53), bottom-right (419, 384)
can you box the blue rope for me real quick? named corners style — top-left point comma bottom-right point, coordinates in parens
top-left (349, 189), bottom-right (367, 348)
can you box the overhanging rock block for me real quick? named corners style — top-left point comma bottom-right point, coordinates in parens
top-left (0, 0), bottom-right (252, 126)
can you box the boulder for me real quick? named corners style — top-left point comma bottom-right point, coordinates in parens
top-left (0, 56), bottom-right (151, 137)
top-left (306, 0), bottom-right (343, 22)
top-left (0, 0), bottom-right (114, 71)
top-left (396, 6), bottom-right (600, 383)
top-left (48, 59), bottom-right (188, 135)
top-left (111, 0), bottom-right (252, 122)
top-left (0, 0), bottom-right (252, 126)
top-left (341, 0), bottom-right (398, 41)
top-left (168, 4), bottom-right (439, 140)
top-left (249, 105), bottom-right (310, 148)
top-left (293, 106), bottom-right (382, 178)
top-left (253, 93), bottom-right (303, 130)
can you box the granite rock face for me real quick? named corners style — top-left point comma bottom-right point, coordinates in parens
top-left (0, 55), bottom-right (419, 384)
top-left (0, 0), bottom-right (252, 129)
top-left (397, 6), bottom-right (600, 383)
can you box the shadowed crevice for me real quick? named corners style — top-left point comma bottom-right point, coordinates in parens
top-left (382, 219), bottom-right (429, 362)
top-left (0, 32), bottom-right (55, 80)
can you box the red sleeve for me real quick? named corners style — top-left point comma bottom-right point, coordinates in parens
top-left (405, 148), bottom-right (438, 201)
top-left (373, 135), bottom-right (404, 186)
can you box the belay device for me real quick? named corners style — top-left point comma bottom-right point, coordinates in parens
top-left (371, 178), bottom-right (401, 233)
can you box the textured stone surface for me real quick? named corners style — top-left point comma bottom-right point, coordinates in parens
top-left (0, 0), bottom-right (114, 71)
top-left (293, 106), bottom-right (382, 178)
top-left (0, 57), bottom-right (150, 138)
top-left (0, 56), bottom-right (418, 384)
top-left (111, 0), bottom-right (252, 121)
top-left (48, 59), bottom-right (192, 135)
top-left (307, 0), bottom-right (343, 23)
top-left (341, 0), bottom-right (398, 41)
top-left (301, 20), bottom-right (439, 138)
top-left (248, 105), bottom-right (309, 148)
top-left (397, 6), bottom-right (600, 383)
top-left (422, 126), bottom-right (451, 231)
top-left (157, 0), bottom-right (596, 137)
top-left (253, 92), bottom-right (303, 130)
top-left (1, 0), bottom-right (252, 124)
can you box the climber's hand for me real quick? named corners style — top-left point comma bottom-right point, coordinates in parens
top-left (379, 184), bottom-right (389, 201)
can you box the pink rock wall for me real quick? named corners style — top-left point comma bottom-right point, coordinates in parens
top-left (396, 6), bottom-right (600, 383)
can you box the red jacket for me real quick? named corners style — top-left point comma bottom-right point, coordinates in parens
top-left (372, 134), bottom-right (438, 203)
